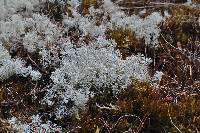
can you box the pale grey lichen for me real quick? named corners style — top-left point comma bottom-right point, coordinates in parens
top-left (43, 38), bottom-right (151, 117)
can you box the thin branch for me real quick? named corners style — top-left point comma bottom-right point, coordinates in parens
top-left (168, 103), bottom-right (183, 133)
top-left (112, 114), bottom-right (142, 130)
top-left (27, 54), bottom-right (48, 74)
top-left (96, 103), bottom-right (119, 110)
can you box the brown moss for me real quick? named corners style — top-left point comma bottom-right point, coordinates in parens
top-left (0, 76), bottom-right (46, 121)
top-left (107, 27), bottom-right (137, 48)
top-left (0, 70), bottom-right (199, 132)
top-left (42, 1), bottom-right (72, 22)
top-left (193, 0), bottom-right (200, 3)
top-left (160, 5), bottom-right (200, 46)
top-left (142, 5), bottom-right (200, 96)
top-left (67, 80), bottom-right (200, 132)
top-left (79, 0), bottom-right (101, 15)
top-left (106, 27), bottom-right (143, 57)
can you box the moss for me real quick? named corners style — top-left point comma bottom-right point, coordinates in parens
top-left (160, 5), bottom-right (200, 46)
top-left (0, 77), bottom-right (44, 120)
top-left (106, 27), bottom-right (143, 57)
top-left (41, 1), bottom-right (72, 22)
top-left (65, 80), bottom-right (200, 132)
top-left (79, 0), bottom-right (100, 15)
top-left (107, 27), bottom-right (138, 48)
top-left (194, 0), bottom-right (200, 3)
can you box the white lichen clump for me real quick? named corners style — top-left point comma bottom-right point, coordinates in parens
top-left (102, 0), bottom-right (164, 47)
top-left (8, 115), bottom-right (62, 133)
top-left (43, 38), bottom-right (151, 117)
top-left (0, 44), bottom-right (41, 81)
top-left (0, 0), bottom-right (40, 20)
